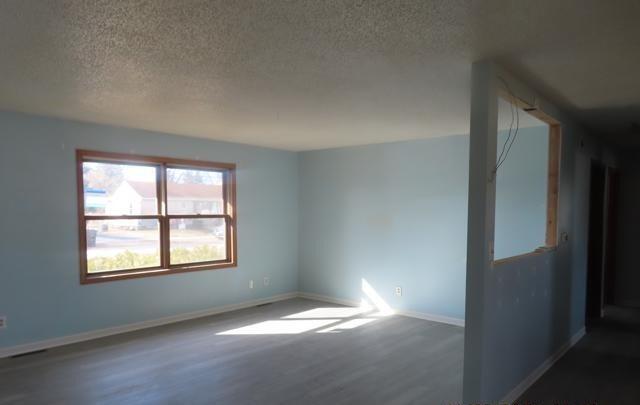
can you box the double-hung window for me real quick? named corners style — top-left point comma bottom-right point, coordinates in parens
top-left (77, 150), bottom-right (237, 283)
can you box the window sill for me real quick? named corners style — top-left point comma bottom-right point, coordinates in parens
top-left (492, 245), bottom-right (557, 267)
top-left (81, 262), bottom-right (237, 284)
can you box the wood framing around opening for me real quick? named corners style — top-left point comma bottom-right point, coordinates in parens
top-left (546, 124), bottom-right (561, 247)
top-left (76, 150), bottom-right (237, 284)
top-left (493, 94), bottom-right (562, 265)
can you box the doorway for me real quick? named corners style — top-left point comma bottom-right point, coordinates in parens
top-left (586, 160), bottom-right (618, 326)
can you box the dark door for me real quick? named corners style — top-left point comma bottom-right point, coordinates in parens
top-left (586, 160), bottom-right (606, 324)
top-left (603, 168), bottom-right (619, 306)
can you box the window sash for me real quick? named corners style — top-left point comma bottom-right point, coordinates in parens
top-left (83, 217), bottom-right (163, 274)
top-left (77, 150), bottom-right (237, 284)
top-left (168, 215), bottom-right (230, 267)
top-left (165, 165), bottom-right (226, 216)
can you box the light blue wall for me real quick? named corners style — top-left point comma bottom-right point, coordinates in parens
top-left (486, 118), bottom-right (619, 403)
top-left (298, 130), bottom-right (552, 321)
top-left (481, 124), bottom-right (594, 400)
top-left (0, 110), bottom-right (299, 349)
top-left (494, 126), bottom-right (549, 259)
top-left (462, 62), bottom-right (616, 403)
top-left (0, 102), bottom-right (596, 375)
top-left (299, 135), bottom-right (470, 320)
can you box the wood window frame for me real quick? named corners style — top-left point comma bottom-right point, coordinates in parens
top-left (492, 93), bottom-right (561, 266)
top-left (77, 150), bottom-right (237, 284)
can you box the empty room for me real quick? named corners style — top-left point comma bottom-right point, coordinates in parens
top-left (1, 1), bottom-right (640, 404)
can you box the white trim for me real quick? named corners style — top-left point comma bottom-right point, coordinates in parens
top-left (500, 327), bottom-right (586, 404)
top-left (297, 291), bottom-right (465, 327)
top-left (0, 292), bottom-right (297, 359)
top-left (1, 291), bottom-right (465, 359)
top-left (297, 292), bottom-right (361, 308)
top-left (396, 309), bottom-right (465, 327)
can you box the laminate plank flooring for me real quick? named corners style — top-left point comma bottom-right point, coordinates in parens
top-left (0, 298), bottom-right (463, 405)
top-left (518, 306), bottom-right (640, 405)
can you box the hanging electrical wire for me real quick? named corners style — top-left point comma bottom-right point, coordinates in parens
top-left (493, 77), bottom-right (520, 177)
top-left (496, 79), bottom-right (515, 167)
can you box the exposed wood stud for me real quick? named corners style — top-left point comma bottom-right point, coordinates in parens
top-left (546, 124), bottom-right (561, 248)
top-left (492, 95), bottom-right (561, 264)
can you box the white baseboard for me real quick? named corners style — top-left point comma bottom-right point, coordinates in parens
top-left (396, 309), bottom-right (465, 327)
top-left (500, 327), bottom-right (586, 404)
top-left (297, 291), bottom-right (362, 308)
top-left (297, 291), bottom-right (465, 327)
top-left (1, 291), bottom-right (464, 359)
top-left (0, 292), bottom-right (298, 359)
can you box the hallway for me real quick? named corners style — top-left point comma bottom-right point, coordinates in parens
top-left (518, 306), bottom-right (640, 404)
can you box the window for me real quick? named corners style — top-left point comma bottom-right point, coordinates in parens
top-left (77, 150), bottom-right (237, 283)
top-left (493, 95), bottom-right (561, 263)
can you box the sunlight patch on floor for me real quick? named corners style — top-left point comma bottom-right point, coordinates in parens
top-left (217, 279), bottom-right (395, 335)
top-left (316, 318), bottom-right (377, 333)
top-left (283, 307), bottom-right (370, 319)
top-left (217, 319), bottom-right (340, 335)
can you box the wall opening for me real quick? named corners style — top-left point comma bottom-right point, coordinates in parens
top-left (493, 94), bottom-right (561, 262)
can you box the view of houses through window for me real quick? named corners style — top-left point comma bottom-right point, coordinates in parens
top-left (80, 155), bottom-right (234, 279)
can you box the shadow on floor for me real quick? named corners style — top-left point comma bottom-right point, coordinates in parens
top-left (0, 298), bottom-right (463, 405)
top-left (517, 306), bottom-right (640, 405)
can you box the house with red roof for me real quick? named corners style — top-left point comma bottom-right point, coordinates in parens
top-left (107, 180), bottom-right (223, 229)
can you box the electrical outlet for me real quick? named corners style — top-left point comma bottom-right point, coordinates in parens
top-left (263, 277), bottom-right (270, 287)
top-left (249, 280), bottom-right (254, 289)
top-left (0, 316), bottom-right (6, 329)
top-left (395, 286), bottom-right (402, 297)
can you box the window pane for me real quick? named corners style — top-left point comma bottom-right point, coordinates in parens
top-left (83, 161), bottom-right (158, 215)
top-left (167, 168), bottom-right (224, 214)
top-left (169, 218), bottom-right (227, 265)
top-left (86, 219), bottom-right (160, 273)
top-left (494, 98), bottom-right (549, 260)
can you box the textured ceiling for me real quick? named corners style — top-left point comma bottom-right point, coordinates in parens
top-left (1, 1), bottom-right (639, 150)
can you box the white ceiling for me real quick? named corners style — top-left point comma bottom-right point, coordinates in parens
top-left (1, 1), bottom-right (639, 150)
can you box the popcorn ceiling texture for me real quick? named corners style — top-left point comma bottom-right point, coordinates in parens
top-left (0, 1), bottom-right (638, 150)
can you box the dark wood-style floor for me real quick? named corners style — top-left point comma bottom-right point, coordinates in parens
top-left (0, 298), bottom-right (463, 405)
top-left (518, 306), bottom-right (640, 404)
